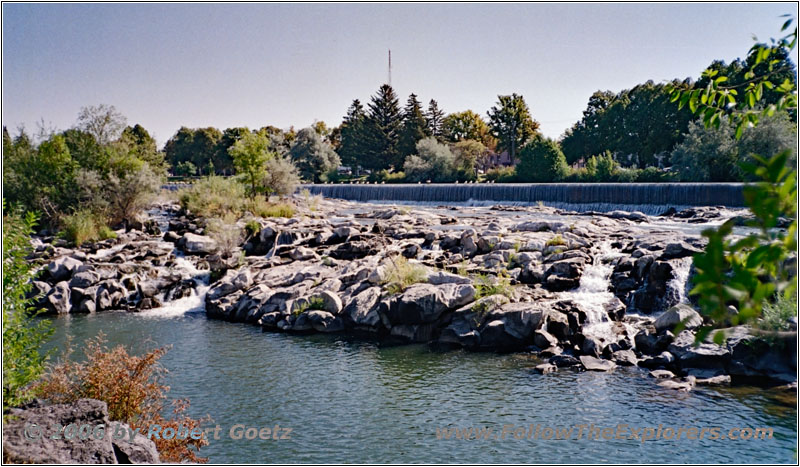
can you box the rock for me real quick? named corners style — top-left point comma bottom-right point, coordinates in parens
top-left (2, 399), bottom-right (146, 464)
top-left (342, 287), bottom-right (383, 331)
top-left (290, 246), bottom-right (317, 261)
top-left (654, 305), bottom-right (703, 333)
top-left (69, 271), bottom-right (99, 289)
top-left (581, 336), bottom-right (603, 358)
top-left (110, 422), bottom-right (161, 463)
top-left (668, 331), bottom-right (730, 369)
top-left (534, 329), bottom-right (559, 349)
top-left (649, 369), bottom-right (675, 379)
top-left (580, 355), bottom-right (617, 371)
top-left (182, 232), bottom-right (217, 255)
top-left (695, 374), bottom-right (732, 386)
top-left (658, 376), bottom-right (696, 391)
top-left (545, 311), bottom-right (571, 340)
top-left (659, 242), bottom-right (703, 260)
top-left (46, 256), bottom-right (83, 282)
top-left (534, 363), bottom-right (557, 374)
top-left (634, 329), bottom-right (673, 354)
top-left (426, 271), bottom-right (472, 286)
top-left (638, 351), bottom-right (676, 370)
top-left (612, 349), bottom-right (638, 366)
top-left (383, 283), bottom-right (475, 325)
top-left (329, 241), bottom-right (379, 260)
top-left (307, 310), bottom-right (344, 333)
top-left (549, 354), bottom-right (580, 368)
top-left (542, 257), bottom-right (585, 291)
top-left (207, 269), bottom-right (252, 301)
top-left (45, 281), bottom-right (71, 314)
top-left (313, 290), bottom-right (343, 315)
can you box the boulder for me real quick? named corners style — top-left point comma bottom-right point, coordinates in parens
top-left (533, 363), bottom-right (557, 374)
top-left (45, 281), bottom-right (71, 314)
top-left (654, 305), bottom-right (703, 333)
top-left (290, 246), bottom-right (317, 261)
top-left (426, 271), bottom-right (472, 286)
top-left (534, 329), bottom-right (559, 349)
top-left (659, 242), bottom-right (703, 260)
top-left (307, 310), bottom-right (344, 333)
top-left (549, 354), bottom-right (580, 368)
top-left (342, 287), bottom-right (383, 331)
top-left (182, 232), bottom-right (217, 255)
top-left (611, 349), bottom-right (638, 366)
top-left (312, 290), bottom-right (343, 315)
top-left (383, 284), bottom-right (475, 325)
top-left (657, 376), bottom-right (695, 391)
top-left (46, 256), bottom-right (83, 282)
top-left (69, 271), bottom-right (99, 289)
top-left (109, 422), bottom-right (161, 463)
top-left (580, 355), bottom-right (617, 371)
top-left (668, 331), bottom-right (730, 369)
top-left (649, 369), bottom-right (675, 379)
top-left (207, 269), bottom-right (252, 301)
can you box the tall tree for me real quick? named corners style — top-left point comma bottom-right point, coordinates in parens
top-left (76, 104), bottom-right (127, 145)
top-left (215, 127), bottom-right (250, 174)
top-left (339, 99), bottom-right (367, 168)
top-left (515, 135), bottom-right (569, 182)
top-left (398, 93), bottom-right (430, 158)
top-left (119, 124), bottom-right (164, 170)
top-left (228, 131), bottom-right (274, 200)
top-left (426, 99), bottom-right (445, 139)
top-left (441, 110), bottom-right (496, 150)
top-left (363, 85), bottom-right (403, 170)
top-left (487, 94), bottom-right (538, 163)
top-left (290, 127), bottom-right (341, 182)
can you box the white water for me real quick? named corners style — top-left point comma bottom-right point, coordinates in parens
top-left (141, 245), bottom-right (211, 319)
top-left (667, 256), bottom-right (694, 305)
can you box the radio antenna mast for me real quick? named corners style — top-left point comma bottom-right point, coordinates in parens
top-left (388, 49), bottom-right (392, 86)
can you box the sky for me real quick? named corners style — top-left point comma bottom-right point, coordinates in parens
top-left (2, 3), bottom-right (797, 147)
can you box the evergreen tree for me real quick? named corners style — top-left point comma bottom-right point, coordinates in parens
top-left (339, 99), bottom-right (367, 168)
top-left (398, 93), bottom-right (430, 158)
top-left (487, 93), bottom-right (539, 163)
top-left (426, 99), bottom-right (445, 139)
top-left (363, 84), bottom-right (402, 171)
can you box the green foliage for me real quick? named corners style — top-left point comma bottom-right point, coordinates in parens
top-left (487, 93), bottom-right (539, 162)
top-left (669, 17), bottom-right (797, 140)
top-left (561, 82), bottom-right (694, 168)
top-left (338, 100), bottom-right (368, 168)
top-left (228, 131), bottom-right (275, 200)
top-left (403, 137), bottom-right (457, 183)
top-left (546, 234), bottom-right (566, 247)
top-left (362, 85), bottom-right (403, 171)
top-left (179, 176), bottom-right (247, 218)
top-left (584, 151), bottom-right (619, 181)
top-left (369, 169), bottom-right (406, 183)
top-left (3, 203), bottom-right (52, 410)
top-left (250, 201), bottom-right (295, 219)
top-left (398, 93), bottom-right (431, 158)
top-left (452, 140), bottom-right (487, 180)
top-left (441, 110), bottom-right (497, 149)
top-left (263, 155), bottom-right (301, 197)
top-left (77, 104), bottom-right (127, 145)
top-left (60, 209), bottom-right (112, 246)
top-left (483, 166), bottom-right (516, 183)
top-left (175, 161), bottom-right (197, 177)
top-left (474, 272), bottom-right (514, 299)
top-left (426, 99), bottom-right (445, 139)
top-left (691, 150), bottom-right (796, 344)
top-left (308, 297), bottom-right (327, 311)
top-left (289, 127), bottom-right (340, 183)
top-left (244, 220), bottom-right (261, 238)
top-left (515, 136), bottom-right (569, 182)
top-left (758, 292), bottom-right (797, 331)
top-left (381, 256), bottom-right (429, 295)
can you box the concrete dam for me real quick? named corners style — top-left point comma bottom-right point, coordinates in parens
top-left (303, 183), bottom-right (747, 214)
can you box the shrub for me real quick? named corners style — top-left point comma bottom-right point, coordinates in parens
top-left (381, 256), bottom-right (429, 294)
top-left (583, 151), bottom-right (618, 182)
top-left (515, 136), bottom-right (569, 182)
top-left (758, 292), bottom-right (797, 331)
top-left (3, 203), bottom-right (52, 410)
top-left (546, 234), bottom-right (566, 247)
top-left (474, 273), bottom-right (513, 299)
top-left (174, 161), bottom-right (197, 177)
top-left (670, 119), bottom-right (739, 181)
top-left (369, 169), bottom-right (406, 183)
top-left (404, 137), bottom-right (456, 182)
top-left (179, 176), bottom-right (246, 218)
top-left (483, 166), bottom-right (516, 182)
top-left (636, 166), bottom-right (676, 182)
top-left (244, 219), bottom-right (261, 238)
top-left (34, 336), bottom-right (209, 463)
top-left (105, 161), bottom-right (163, 227)
top-left (289, 128), bottom-right (340, 183)
top-left (249, 200), bottom-right (295, 218)
top-left (205, 215), bottom-right (244, 258)
top-left (60, 209), bottom-right (113, 246)
top-left (263, 155), bottom-right (301, 196)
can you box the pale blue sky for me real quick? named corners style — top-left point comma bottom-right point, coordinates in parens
top-left (2, 3), bottom-right (797, 146)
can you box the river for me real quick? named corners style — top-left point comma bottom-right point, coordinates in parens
top-left (43, 310), bottom-right (796, 463)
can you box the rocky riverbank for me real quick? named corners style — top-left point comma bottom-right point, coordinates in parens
top-left (28, 197), bottom-right (796, 390)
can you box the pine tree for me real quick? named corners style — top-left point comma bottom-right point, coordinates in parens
top-left (398, 93), bottom-right (430, 159)
top-left (339, 99), bottom-right (367, 168)
top-left (363, 84), bottom-right (403, 171)
top-left (426, 99), bottom-right (445, 139)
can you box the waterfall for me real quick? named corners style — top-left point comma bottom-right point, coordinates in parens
top-left (303, 183), bottom-right (746, 213)
top-left (666, 256), bottom-right (694, 306)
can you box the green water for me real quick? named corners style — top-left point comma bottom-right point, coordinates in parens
top-left (42, 311), bottom-right (797, 463)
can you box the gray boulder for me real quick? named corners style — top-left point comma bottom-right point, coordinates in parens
top-left (668, 331), bottom-right (730, 369)
top-left (46, 256), bottom-right (83, 282)
top-left (383, 283), bottom-right (475, 325)
top-left (342, 287), bottom-right (383, 331)
top-left (182, 232), bottom-right (217, 255)
top-left (580, 355), bottom-right (617, 371)
top-left (46, 281), bottom-right (71, 314)
top-left (654, 305), bottom-right (703, 333)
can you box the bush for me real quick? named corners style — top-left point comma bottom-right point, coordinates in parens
top-left (583, 151), bottom-right (618, 182)
top-left (758, 292), bottom-right (797, 331)
top-left (636, 166), bottom-right (676, 182)
top-left (289, 128), bottom-right (340, 183)
top-left (34, 336), bottom-right (209, 463)
top-left (483, 166), bottom-right (516, 182)
top-left (205, 215), bottom-right (244, 258)
top-left (247, 199), bottom-right (295, 218)
top-left (403, 137), bottom-right (457, 182)
top-left (3, 203), bottom-right (52, 410)
top-left (369, 169), bottom-right (406, 183)
top-left (515, 136), bottom-right (569, 182)
top-left (179, 176), bottom-right (246, 219)
top-left (263, 155), bottom-right (301, 196)
top-left (60, 209), bottom-right (114, 246)
top-left (474, 273), bottom-right (513, 299)
top-left (545, 234), bottom-right (566, 247)
top-left (670, 119), bottom-right (739, 181)
top-left (174, 161), bottom-right (197, 177)
top-left (381, 256), bottom-right (428, 294)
